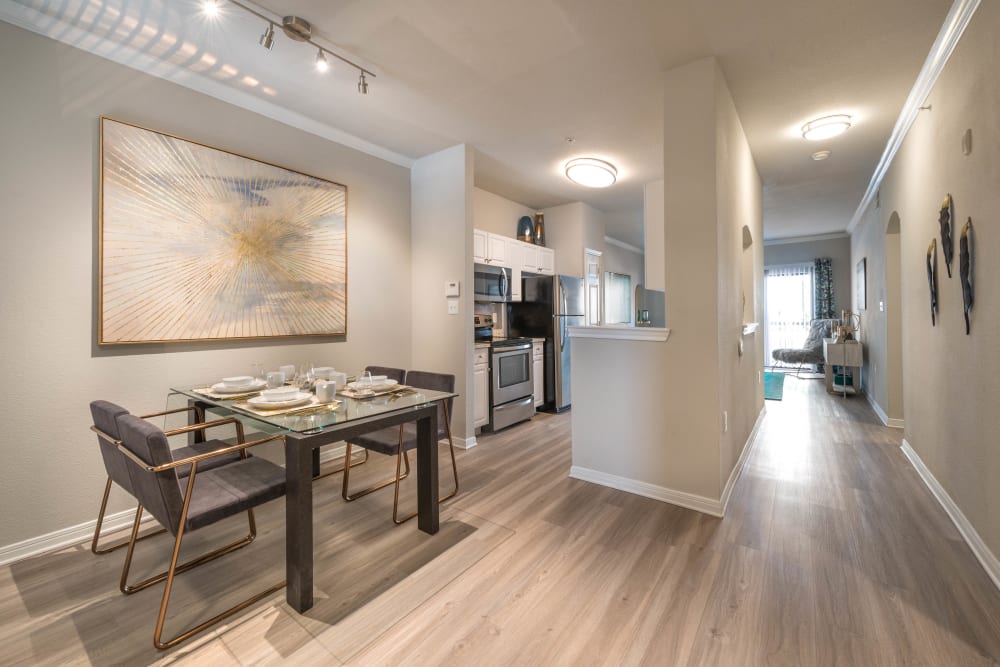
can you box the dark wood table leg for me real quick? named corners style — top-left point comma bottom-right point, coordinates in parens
top-left (416, 408), bottom-right (440, 535)
top-left (285, 440), bottom-right (314, 612)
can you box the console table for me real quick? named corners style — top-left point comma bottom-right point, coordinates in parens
top-left (823, 339), bottom-right (863, 397)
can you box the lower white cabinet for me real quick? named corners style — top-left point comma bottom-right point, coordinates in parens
top-left (532, 341), bottom-right (544, 408)
top-left (473, 348), bottom-right (489, 428)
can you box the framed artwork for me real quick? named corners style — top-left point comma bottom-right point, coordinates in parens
top-left (856, 257), bottom-right (867, 310)
top-left (99, 117), bottom-right (347, 344)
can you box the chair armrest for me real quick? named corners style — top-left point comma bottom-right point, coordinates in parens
top-left (139, 405), bottom-right (205, 422)
top-left (117, 433), bottom-right (287, 472)
top-left (162, 416), bottom-right (243, 440)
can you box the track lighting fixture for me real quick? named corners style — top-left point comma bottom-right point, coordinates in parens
top-left (315, 48), bottom-right (329, 73)
top-left (216, 0), bottom-right (375, 94)
top-left (259, 22), bottom-right (274, 50)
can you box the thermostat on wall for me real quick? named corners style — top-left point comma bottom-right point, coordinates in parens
top-left (444, 281), bottom-right (460, 297)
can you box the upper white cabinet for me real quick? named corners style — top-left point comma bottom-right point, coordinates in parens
top-left (474, 229), bottom-right (509, 266)
top-left (473, 228), bottom-right (555, 278)
top-left (537, 247), bottom-right (554, 275)
top-left (506, 238), bottom-right (523, 302)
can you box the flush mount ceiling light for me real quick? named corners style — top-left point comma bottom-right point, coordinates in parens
top-left (209, 0), bottom-right (375, 94)
top-left (801, 114), bottom-right (852, 141)
top-left (811, 149), bottom-right (832, 161)
top-left (565, 158), bottom-right (618, 188)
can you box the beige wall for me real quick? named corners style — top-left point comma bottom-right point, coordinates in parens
top-left (571, 57), bottom-right (763, 507)
top-left (473, 187), bottom-right (534, 238)
top-left (411, 146), bottom-right (475, 440)
top-left (851, 3), bottom-right (1000, 554)
top-left (0, 23), bottom-right (412, 547)
top-left (764, 236), bottom-right (853, 315)
top-left (542, 202), bottom-right (606, 278)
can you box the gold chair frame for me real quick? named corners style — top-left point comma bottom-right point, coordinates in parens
top-left (94, 417), bottom-right (286, 650)
top-left (90, 406), bottom-right (204, 555)
top-left (341, 400), bottom-right (459, 524)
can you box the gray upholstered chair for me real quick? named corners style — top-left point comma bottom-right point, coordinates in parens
top-left (771, 319), bottom-right (834, 374)
top-left (89, 400), bottom-right (243, 555)
top-left (112, 412), bottom-right (287, 650)
top-left (342, 370), bottom-right (458, 524)
top-left (314, 365), bottom-right (406, 480)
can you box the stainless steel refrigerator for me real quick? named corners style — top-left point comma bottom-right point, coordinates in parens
top-left (507, 274), bottom-right (585, 411)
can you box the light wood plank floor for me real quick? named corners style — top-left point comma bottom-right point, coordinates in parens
top-left (4, 378), bottom-right (1000, 665)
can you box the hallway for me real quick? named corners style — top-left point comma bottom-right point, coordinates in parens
top-left (3, 379), bottom-right (1000, 664)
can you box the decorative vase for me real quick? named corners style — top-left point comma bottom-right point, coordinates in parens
top-left (533, 213), bottom-right (545, 246)
top-left (517, 216), bottom-right (533, 243)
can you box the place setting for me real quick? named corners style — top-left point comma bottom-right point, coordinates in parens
top-left (338, 371), bottom-right (415, 399)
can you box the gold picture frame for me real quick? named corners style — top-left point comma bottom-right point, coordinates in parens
top-left (99, 117), bottom-right (347, 344)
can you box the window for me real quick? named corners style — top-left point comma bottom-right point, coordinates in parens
top-left (764, 264), bottom-right (814, 367)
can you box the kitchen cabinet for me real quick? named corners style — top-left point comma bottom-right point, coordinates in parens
top-left (506, 239), bottom-right (522, 302)
top-left (532, 341), bottom-right (544, 408)
top-left (521, 243), bottom-right (539, 273)
top-left (537, 247), bottom-right (554, 275)
top-left (473, 229), bottom-right (509, 266)
top-left (473, 347), bottom-right (489, 428)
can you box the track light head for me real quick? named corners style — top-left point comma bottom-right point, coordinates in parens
top-left (358, 72), bottom-right (369, 95)
top-left (315, 48), bottom-right (329, 73)
top-left (259, 23), bottom-right (275, 50)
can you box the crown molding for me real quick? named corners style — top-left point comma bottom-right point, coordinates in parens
top-left (0, 1), bottom-right (413, 169)
top-left (763, 231), bottom-right (849, 246)
top-left (846, 0), bottom-right (981, 234)
top-left (604, 236), bottom-right (644, 254)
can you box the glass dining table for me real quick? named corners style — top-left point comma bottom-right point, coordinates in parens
top-left (170, 383), bottom-right (456, 613)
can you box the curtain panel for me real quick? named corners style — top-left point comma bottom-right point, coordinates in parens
top-left (813, 257), bottom-right (835, 319)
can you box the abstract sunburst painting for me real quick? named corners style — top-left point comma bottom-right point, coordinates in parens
top-left (99, 118), bottom-right (347, 344)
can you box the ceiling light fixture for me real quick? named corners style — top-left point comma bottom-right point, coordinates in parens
top-left (201, 0), bottom-right (220, 17)
top-left (811, 150), bottom-right (832, 161)
top-left (315, 48), bottom-right (329, 73)
top-left (565, 157), bottom-right (618, 188)
top-left (801, 114), bottom-right (852, 141)
top-left (258, 22), bottom-right (275, 50)
top-left (216, 1), bottom-right (375, 94)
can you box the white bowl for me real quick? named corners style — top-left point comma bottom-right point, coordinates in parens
top-left (313, 366), bottom-right (335, 380)
top-left (222, 375), bottom-right (255, 388)
top-left (261, 386), bottom-right (299, 402)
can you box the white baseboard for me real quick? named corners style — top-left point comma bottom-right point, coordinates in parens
top-left (866, 391), bottom-right (904, 428)
top-left (455, 435), bottom-right (477, 450)
top-left (570, 466), bottom-right (724, 517)
top-left (570, 406), bottom-right (767, 518)
top-left (719, 406), bottom-right (766, 516)
top-left (0, 506), bottom-right (155, 568)
top-left (901, 439), bottom-right (1000, 592)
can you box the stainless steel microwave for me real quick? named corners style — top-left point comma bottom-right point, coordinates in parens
top-left (474, 263), bottom-right (511, 302)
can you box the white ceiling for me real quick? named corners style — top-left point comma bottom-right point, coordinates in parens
top-left (5, 0), bottom-right (951, 243)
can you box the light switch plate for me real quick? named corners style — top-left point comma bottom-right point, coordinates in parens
top-left (447, 300), bottom-right (459, 315)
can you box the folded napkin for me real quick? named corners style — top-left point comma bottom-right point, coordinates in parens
top-left (339, 384), bottom-right (412, 400)
top-left (232, 396), bottom-right (341, 417)
top-left (192, 386), bottom-right (262, 401)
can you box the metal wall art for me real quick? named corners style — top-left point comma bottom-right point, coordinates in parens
top-left (939, 193), bottom-right (954, 277)
top-left (960, 218), bottom-right (974, 334)
top-left (100, 118), bottom-right (347, 344)
top-left (926, 238), bottom-right (938, 326)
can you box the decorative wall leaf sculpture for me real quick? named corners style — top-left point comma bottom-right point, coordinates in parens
top-left (926, 238), bottom-right (938, 326)
top-left (960, 218), bottom-right (974, 334)
top-left (939, 194), bottom-right (954, 278)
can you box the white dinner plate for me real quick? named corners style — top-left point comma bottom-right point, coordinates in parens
top-left (246, 392), bottom-right (313, 410)
top-left (211, 379), bottom-right (267, 394)
top-left (346, 379), bottom-right (398, 391)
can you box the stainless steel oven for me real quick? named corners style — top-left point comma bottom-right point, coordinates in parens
top-left (490, 338), bottom-right (534, 430)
